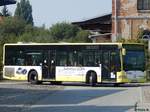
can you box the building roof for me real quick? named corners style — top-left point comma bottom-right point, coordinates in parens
top-left (0, 0), bottom-right (16, 6)
top-left (72, 13), bottom-right (112, 25)
top-left (72, 14), bottom-right (112, 33)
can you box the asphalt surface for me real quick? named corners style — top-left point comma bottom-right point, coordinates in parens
top-left (0, 81), bottom-right (145, 112)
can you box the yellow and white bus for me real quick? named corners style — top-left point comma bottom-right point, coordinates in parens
top-left (3, 43), bottom-right (146, 86)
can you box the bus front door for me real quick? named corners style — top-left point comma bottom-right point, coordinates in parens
top-left (49, 50), bottom-right (56, 79)
top-left (102, 51), bottom-right (114, 82)
top-left (42, 50), bottom-right (56, 79)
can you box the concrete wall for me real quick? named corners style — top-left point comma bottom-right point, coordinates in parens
top-left (112, 0), bottom-right (150, 41)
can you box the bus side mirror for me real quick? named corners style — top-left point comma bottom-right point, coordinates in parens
top-left (122, 48), bottom-right (126, 55)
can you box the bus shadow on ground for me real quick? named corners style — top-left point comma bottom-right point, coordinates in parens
top-left (36, 89), bottom-right (126, 105)
top-left (33, 106), bottom-right (134, 112)
top-left (0, 87), bottom-right (131, 112)
top-left (47, 82), bottom-right (141, 88)
top-left (0, 105), bottom-right (134, 112)
top-left (0, 87), bottom-right (126, 105)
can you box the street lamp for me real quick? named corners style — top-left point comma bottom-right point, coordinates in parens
top-left (142, 35), bottom-right (150, 51)
top-left (139, 25), bottom-right (150, 51)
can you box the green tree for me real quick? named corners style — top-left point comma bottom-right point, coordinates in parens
top-left (19, 26), bottom-right (54, 43)
top-left (1, 6), bottom-right (10, 17)
top-left (50, 22), bottom-right (80, 41)
top-left (14, 0), bottom-right (34, 25)
top-left (0, 17), bottom-right (26, 38)
top-left (74, 30), bottom-right (91, 42)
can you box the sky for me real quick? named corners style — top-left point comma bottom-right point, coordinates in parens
top-left (5, 0), bottom-right (112, 28)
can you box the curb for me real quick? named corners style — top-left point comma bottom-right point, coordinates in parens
top-left (135, 103), bottom-right (150, 112)
top-left (136, 86), bottom-right (150, 112)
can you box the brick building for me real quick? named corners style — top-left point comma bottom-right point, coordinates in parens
top-left (112, 0), bottom-right (150, 41)
top-left (72, 14), bottom-right (112, 43)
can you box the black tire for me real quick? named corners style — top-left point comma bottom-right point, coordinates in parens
top-left (114, 83), bottom-right (120, 87)
top-left (51, 81), bottom-right (62, 85)
top-left (37, 81), bottom-right (43, 85)
top-left (28, 71), bottom-right (39, 84)
top-left (89, 72), bottom-right (97, 87)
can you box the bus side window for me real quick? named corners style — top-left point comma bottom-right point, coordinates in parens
top-left (110, 51), bottom-right (120, 72)
top-left (16, 58), bottom-right (25, 66)
top-left (78, 53), bottom-right (83, 66)
top-left (56, 52), bottom-right (67, 66)
top-left (26, 55), bottom-right (33, 65)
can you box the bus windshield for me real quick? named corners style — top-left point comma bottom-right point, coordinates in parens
top-left (123, 51), bottom-right (145, 71)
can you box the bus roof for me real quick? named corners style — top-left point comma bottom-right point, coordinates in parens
top-left (4, 42), bottom-right (144, 46)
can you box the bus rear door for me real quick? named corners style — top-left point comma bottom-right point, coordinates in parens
top-left (101, 51), bottom-right (116, 82)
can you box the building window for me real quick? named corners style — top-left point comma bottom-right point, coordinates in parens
top-left (137, 0), bottom-right (150, 10)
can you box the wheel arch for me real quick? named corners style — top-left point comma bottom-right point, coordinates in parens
top-left (28, 69), bottom-right (38, 82)
top-left (86, 70), bottom-right (97, 83)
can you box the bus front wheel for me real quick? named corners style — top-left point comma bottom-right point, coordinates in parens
top-left (28, 70), bottom-right (39, 84)
top-left (87, 72), bottom-right (97, 86)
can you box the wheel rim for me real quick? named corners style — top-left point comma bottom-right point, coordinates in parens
top-left (89, 75), bottom-right (93, 84)
top-left (30, 72), bottom-right (37, 82)
top-left (33, 75), bottom-right (37, 80)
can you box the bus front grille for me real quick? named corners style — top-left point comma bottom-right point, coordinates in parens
top-left (4, 67), bottom-right (15, 77)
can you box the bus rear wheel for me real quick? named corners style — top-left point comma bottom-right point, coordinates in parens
top-left (28, 71), bottom-right (39, 84)
top-left (87, 72), bottom-right (97, 87)
top-left (114, 83), bottom-right (121, 87)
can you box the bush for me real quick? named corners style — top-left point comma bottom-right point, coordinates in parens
top-left (50, 22), bottom-right (80, 41)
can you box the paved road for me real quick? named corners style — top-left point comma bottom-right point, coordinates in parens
top-left (0, 81), bottom-right (141, 112)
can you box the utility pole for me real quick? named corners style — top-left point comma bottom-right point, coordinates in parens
top-left (112, 0), bottom-right (118, 42)
top-left (142, 35), bottom-right (150, 51)
top-left (147, 38), bottom-right (150, 52)
top-left (114, 0), bottom-right (117, 41)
